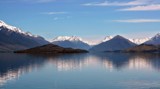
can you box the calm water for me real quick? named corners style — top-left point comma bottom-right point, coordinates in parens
top-left (0, 53), bottom-right (160, 89)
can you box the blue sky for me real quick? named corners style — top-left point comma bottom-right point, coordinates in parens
top-left (0, 0), bottom-right (160, 41)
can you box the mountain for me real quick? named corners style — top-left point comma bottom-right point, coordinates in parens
top-left (90, 35), bottom-right (137, 52)
top-left (52, 36), bottom-right (84, 42)
top-left (101, 35), bottom-right (150, 45)
top-left (52, 36), bottom-right (91, 50)
top-left (129, 38), bottom-right (150, 44)
top-left (144, 33), bottom-right (160, 45)
top-left (0, 20), bottom-right (49, 52)
top-left (15, 44), bottom-right (88, 54)
top-left (124, 44), bottom-right (160, 53)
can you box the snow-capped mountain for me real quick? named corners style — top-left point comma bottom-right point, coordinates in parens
top-left (87, 36), bottom-right (113, 46)
top-left (129, 38), bottom-right (150, 44)
top-left (52, 36), bottom-right (83, 42)
top-left (90, 35), bottom-right (137, 52)
top-left (52, 36), bottom-right (91, 50)
top-left (0, 20), bottom-right (49, 52)
top-left (101, 35), bottom-right (149, 45)
top-left (102, 36), bottom-right (113, 42)
top-left (0, 20), bottom-right (38, 37)
top-left (144, 33), bottom-right (160, 45)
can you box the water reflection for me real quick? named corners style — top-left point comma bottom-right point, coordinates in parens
top-left (0, 53), bottom-right (47, 86)
top-left (129, 53), bottom-right (160, 71)
top-left (94, 53), bottom-right (160, 71)
top-left (92, 53), bottom-right (134, 70)
top-left (0, 53), bottom-right (160, 87)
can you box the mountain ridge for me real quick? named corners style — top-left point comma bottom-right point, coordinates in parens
top-left (144, 33), bottom-right (160, 45)
top-left (90, 35), bottom-right (137, 52)
top-left (52, 36), bottom-right (91, 50)
top-left (0, 20), bottom-right (160, 52)
top-left (0, 20), bottom-right (49, 52)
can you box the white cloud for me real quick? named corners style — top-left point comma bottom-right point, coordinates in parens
top-left (113, 19), bottom-right (160, 23)
top-left (42, 12), bottom-right (68, 15)
top-left (21, 0), bottom-right (56, 3)
top-left (82, 0), bottom-right (160, 11)
top-left (82, 0), bottom-right (152, 6)
top-left (53, 16), bottom-right (71, 21)
top-left (37, 0), bottom-right (55, 3)
top-left (119, 4), bottom-right (160, 11)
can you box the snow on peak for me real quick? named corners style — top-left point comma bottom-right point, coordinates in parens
top-left (53, 36), bottom-right (83, 42)
top-left (0, 20), bottom-right (5, 24)
top-left (102, 35), bottom-right (150, 44)
top-left (129, 38), bottom-right (150, 44)
top-left (102, 36), bottom-right (113, 42)
top-left (69, 36), bottom-right (83, 41)
top-left (52, 36), bottom-right (96, 45)
top-left (154, 33), bottom-right (160, 39)
top-left (144, 33), bottom-right (160, 45)
top-left (0, 20), bottom-right (38, 37)
top-left (0, 20), bottom-right (18, 30)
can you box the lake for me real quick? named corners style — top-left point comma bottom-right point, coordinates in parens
top-left (0, 53), bottom-right (160, 89)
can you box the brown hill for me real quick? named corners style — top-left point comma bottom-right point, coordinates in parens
top-left (124, 44), bottom-right (160, 53)
top-left (14, 44), bottom-right (88, 54)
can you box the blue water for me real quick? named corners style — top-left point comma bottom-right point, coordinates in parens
top-left (0, 53), bottom-right (160, 89)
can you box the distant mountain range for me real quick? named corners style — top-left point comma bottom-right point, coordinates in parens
top-left (90, 35), bottom-right (137, 52)
top-left (0, 20), bottom-right (160, 53)
top-left (51, 35), bottom-right (150, 49)
top-left (52, 36), bottom-right (91, 50)
top-left (90, 34), bottom-right (160, 52)
top-left (129, 38), bottom-right (150, 45)
top-left (0, 20), bottom-right (49, 52)
top-left (94, 36), bottom-right (150, 45)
